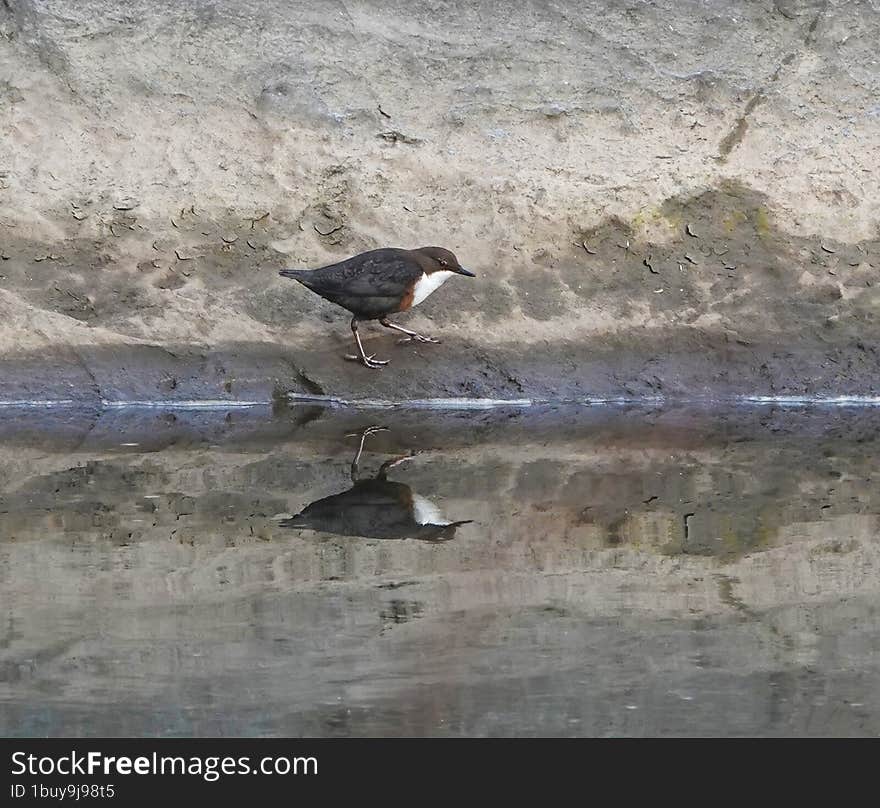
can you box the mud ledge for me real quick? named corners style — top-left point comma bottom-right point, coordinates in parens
top-left (0, 326), bottom-right (876, 408)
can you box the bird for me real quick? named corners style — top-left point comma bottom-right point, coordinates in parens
top-left (279, 246), bottom-right (475, 368)
top-left (280, 426), bottom-right (472, 542)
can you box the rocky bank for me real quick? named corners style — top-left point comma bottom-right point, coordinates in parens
top-left (1, 0), bottom-right (878, 402)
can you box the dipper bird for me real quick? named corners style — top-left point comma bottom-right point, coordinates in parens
top-left (280, 426), bottom-right (472, 542)
top-left (279, 247), bottom-right (475, 368)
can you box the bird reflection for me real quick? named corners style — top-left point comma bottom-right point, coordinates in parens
top-left (281, 426), bottom-right (472, 542)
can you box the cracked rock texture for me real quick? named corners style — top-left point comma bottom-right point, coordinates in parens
top-left (1, 0), bottom-right (878, 400)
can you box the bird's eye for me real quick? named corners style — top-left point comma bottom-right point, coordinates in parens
top-left (439, 260), bottom-right (447, 266)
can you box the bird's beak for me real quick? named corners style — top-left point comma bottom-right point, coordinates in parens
top-left (455, 266), bottom-right (476, 277)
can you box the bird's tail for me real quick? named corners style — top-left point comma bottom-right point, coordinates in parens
top-left (279, 268), bottom-right (310, 283)
top-left (278, 512), bottom-right (309, 529)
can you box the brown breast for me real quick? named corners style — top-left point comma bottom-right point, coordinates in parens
top-left (396, 280), bottom-right (416, 312)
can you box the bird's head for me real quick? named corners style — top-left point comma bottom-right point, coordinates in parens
top-left (415, 247), bottom-right (476, 277)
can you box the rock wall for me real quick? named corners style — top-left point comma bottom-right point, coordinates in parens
top-left (1, 0), bottom-right (878, 399)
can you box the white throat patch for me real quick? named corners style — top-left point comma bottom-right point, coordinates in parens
top-left (411, 493), bottom-right (452, 525)
top-left (411, 270), bottom-right (454, 307)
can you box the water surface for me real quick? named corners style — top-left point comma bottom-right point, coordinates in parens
top-left (1, 404), bottom-right (878, 736)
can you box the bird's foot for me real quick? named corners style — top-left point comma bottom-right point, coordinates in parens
top-left (345, 425), bottom-right (389, 439)
top-left (377, 449), bottom-right (420, 477)
top-left (382, 452), bottom-right (417, 471)
top-left (344, 353), bottom-right (390, 369)
top-left (396, 334), bottom-right (441, 345)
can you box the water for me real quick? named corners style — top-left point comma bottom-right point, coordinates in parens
top-left (1, 403), bottom-right (879, 737)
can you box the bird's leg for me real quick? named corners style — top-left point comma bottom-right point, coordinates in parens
top-left (376, 450), bottom-right (418, 480)
top-left (379, 317), bottom-right (441, 345)
top-left (344, 317), bottom-right (389, 368)
top-left (348, 425), bottom-right (388, 482)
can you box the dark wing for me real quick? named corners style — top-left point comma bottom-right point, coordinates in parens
top-left (282, 481), bottom-right (417, 540)
top-left (309, 250), bottom-right (421, 298)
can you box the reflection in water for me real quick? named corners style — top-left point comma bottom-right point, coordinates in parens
top-left (282, 427), bottom-right (471, 542)
top-left (0, 404), bottom-right (879, 736)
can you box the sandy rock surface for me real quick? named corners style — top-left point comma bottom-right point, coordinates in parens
top-left (1, 0), bottom-right (878, 400)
